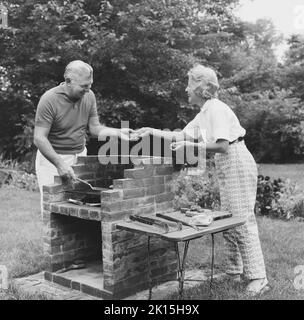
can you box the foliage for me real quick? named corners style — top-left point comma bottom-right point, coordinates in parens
top-left (173, 159), bottom-right (221, 210)
top-left (281, 34), bottom-right (304, 102)
top-left (255, 174), bottom-right (304, 220)
top-left (220, 89), bottom-right (304, 163)
top-left (1, 0), bottom-right (303, 165)
top-left (8, 171), bottom-right (39, 192)
top-left (173, 162), bottom-right (304, 221)
top-left (0, 0), bottom-right (252, 158)
top-left (0, 153), bottom-right (38, 190)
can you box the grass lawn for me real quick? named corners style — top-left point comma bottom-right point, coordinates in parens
top-left (0, 164), bottom-right (304, 300)
top-left (257, 163), bottom-right (304, 189)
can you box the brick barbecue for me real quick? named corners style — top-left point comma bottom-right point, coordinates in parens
top-left (42, 155), bottom-right (178, 299)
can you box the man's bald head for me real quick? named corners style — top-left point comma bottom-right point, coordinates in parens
top-left (64, 60), bottom-right (93, 82)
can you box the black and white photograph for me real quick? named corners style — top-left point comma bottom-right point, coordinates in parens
top-left (0, 0), bottom-right (304, 305)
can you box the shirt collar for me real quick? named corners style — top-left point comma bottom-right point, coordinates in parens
top-left (55, 83), bottom-right (79, 103)
top-left (200, 99), bottom-right (210, 112)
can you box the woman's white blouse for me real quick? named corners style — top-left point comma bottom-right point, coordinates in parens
top-left (183, 98), bottom-right (246, 143)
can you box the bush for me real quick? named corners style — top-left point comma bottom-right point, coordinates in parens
top-left (8, 171), bottom-right (39, 192)
top-left (255, 174), bottom-right (304, 220)
top-left (173, 162), bottom-right (304, 221)
top-left (0, 155), bottom-right (39, 191)
top-left (227, 90), bottom-right (304, 163)
top-left (172, 159), bottom-right (221, 210)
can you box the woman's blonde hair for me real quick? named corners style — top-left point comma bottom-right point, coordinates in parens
top-left (188, 64), bottom-right (219, 99)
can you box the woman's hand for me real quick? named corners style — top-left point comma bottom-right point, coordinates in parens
top-left (120, 128), bottom-right (139, 141)
top-left (170, 141), bottom-right (197, 151)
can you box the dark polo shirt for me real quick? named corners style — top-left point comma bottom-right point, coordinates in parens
top-left (35, 83), bottom-right (99, 154)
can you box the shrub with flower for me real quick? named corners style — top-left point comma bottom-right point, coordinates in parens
top-left (173, 163), bottom-right (304, 221)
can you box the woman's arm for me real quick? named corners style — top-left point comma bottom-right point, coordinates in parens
top-left (171, 139), bottom-right (229, 154)
top-left (136, 127), bottom-right (201, 142)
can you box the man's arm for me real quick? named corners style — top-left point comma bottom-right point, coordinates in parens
top-left (88, 117), bottom-right (131, 141)
top-left (33, 126), bottom-right (76, 180)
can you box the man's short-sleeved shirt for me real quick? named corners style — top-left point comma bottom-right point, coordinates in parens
top-left (183, 98), bottom-right (246, 143)
top-left (35, 83), bottom-right (99, 154)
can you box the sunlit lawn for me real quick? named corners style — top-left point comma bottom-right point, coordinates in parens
top-left (1, 164), bottom-right (304, 299)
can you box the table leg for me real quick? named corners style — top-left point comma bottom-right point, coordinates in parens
top-left (209, 234), bottom-right (215, 299)
top-left (175, 241), bottom-right (190, 299)
top-left (147, 236), bottom-right (153, 300)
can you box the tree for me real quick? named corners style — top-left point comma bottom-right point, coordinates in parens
top-left (281, 34), bottom-right (304, 101)
top-left (0, 0), bottom-right (242, 158)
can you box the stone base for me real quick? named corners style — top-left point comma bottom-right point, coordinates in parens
top-left (12, 269), bottom-right (212, 300)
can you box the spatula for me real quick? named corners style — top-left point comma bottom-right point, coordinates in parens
top-left (76, 177), bottom-right (102, 191)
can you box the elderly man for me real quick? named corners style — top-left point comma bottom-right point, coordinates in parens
top-left (34, 60), bottom-right (130, 201)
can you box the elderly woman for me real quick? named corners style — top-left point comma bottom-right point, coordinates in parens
top-left (137, 64), bottom-right (268, 296)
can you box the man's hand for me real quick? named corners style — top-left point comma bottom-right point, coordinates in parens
top-left (120, 128), bottom-right (140, 141)
top-left (135, 127), bottom-right (154, 138)
top-left (56, 160), bottom-right (76, 183)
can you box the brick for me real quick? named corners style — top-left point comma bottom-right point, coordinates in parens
top-left (145, 184), bottom-right (165, 196)
top-left (42, 210), bottom-right (51, 221)
top-left (78, 208), bottom-right (89, 219)
top-left (100, 201), bottom-right (123, 213)
top-left (100, 190), bottom-right (122, 201)
top-left (50, 262), bottom-right (65, 272)
top-left (143, 176), bottom-right (164, 187)
top-left (76, 156), bottom-right (99, 165)
top-left (124, 167), bottom-right (154, 179)
top-left (101, 222), bottom-right (116, 233)
top-left (132, 157), bottom-right (155, 166)
top-left (134, 196), bottom-right (155, 207)
top-left (43, 203), bottom-right (51, 211)
top-left (89, 209), bottom-right (102, 221)
top-left (80, 284), bottom-right (103, 298)
top-left (43, 193), bottom-right (68, 203)
top-left (50, 238), bottom-right (65, 246)
top-left (44, 271), bottom-right (53, 282)
top-left (68, 206), bottom-right (80, 217)
top-left (113, 178), bottom-right (144, 189)
top-left (72, 164), bottom-right (92, 174)
top-left (50, 203), bottom-right (60, 213)
top-left (76, 172), bottom-right (95, 180)
top-left (103, 210), bottom-right (133, 222)
top-left (164, 175), bottom-right (173, 183)
top-left (155, 165), bottom-right (174, 176)
top-left (123, 188), bottom-right (145, 200)
top-left (43, 184), bottom-right (70, 194)
top-left (155, 192), bottom-right (174, 203)
top-left (133, 205), bottom-right (155, 215)
top-left (165, 184), bottom-right (172, 192)
top-left (71, 281), bottom-right (81, 291)
top-left (58, 204), bottom-right (70, 215)
top-left (52, 274), bottom-right (72, 288)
